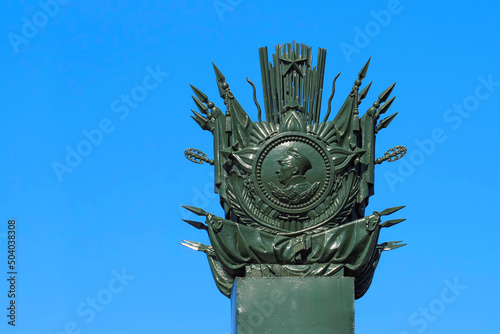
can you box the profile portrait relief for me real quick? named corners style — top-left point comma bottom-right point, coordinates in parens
top-left (268, 146), bottom-right (319, 204)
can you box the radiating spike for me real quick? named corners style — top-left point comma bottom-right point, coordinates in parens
top-left (182, 219), bottom-right (208, 230)
top-left (376, 96), bottom-right (396, 118)
top-left (190, 84), bottom-right (209, 103)
top-left (358, 58), bottom-right (371, 80)
top-left (381, 218), bottom-right (406, 228)
top-left (212, 62), bottom-right (225, 83)
top-left (192, 96), bottom-right (208, 115)
top-left (379, 205), bottom-right (405, 216)
top-left (318, 121), bottom-right (335, 139)
top-left (376, 112), bottom-right (398, 132)
top-left (378, 83), bottom-right (396, 103)
top-left (315, 47), bottom-right (327, 123)
top-left (182, 205), bottom-right (208, 216)
top-left (358, 81), bottom-right (373, 103)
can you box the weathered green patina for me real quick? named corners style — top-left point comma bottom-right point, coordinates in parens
top-left (181, 42), bottom-right (406, 300)
top-left (232, 276), bottom-right (355, 333)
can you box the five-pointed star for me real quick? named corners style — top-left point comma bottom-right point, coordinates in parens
top-left (279, 54), bottom-right (308, 77)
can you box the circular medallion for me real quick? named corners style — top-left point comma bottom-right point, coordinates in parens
top-left (253, 133), bottom-right (334, 214)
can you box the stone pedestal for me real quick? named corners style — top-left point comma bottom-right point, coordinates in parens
top-left (231, 276), bottom-right (354, 334)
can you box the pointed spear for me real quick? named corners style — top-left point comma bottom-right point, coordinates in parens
top-left (191, 109), bottom-right (207, 121)
top-left (375, 96), bottom-right (395, 118)
top-left (358, 58), bottom-right (371, 81)
top-left (212, 62), bottom-right (225, 83)
top-left (190, 84), bottom-right (209, 104)
top-left (379, 241), bottom-right (407, 251)
top-left (358, 81), bottom-right (372, 104)
top-left (376, 112), bottom-right (398, 133)
top-left (192, 96), bottom-right (209, 115)
top-left (182, 205), bottom-right (209, 217)
top-left (379, 205), bottom-right (405, 216)
top-left (182, 219), bottom-right (208, 230)
top-left (380, 218), bottom-right (406, 228)
top-left (212, 62), bottom-right (227, 99)
top-left (378, 83), bottom-right (396, 104)
top-left (180, 240), bottom-right (208, 252)
top-left (190, 111), bottom-right (213, 132)
top-left (351, 58), bottom-right (371, 101)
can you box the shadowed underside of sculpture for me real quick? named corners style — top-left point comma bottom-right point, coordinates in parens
top-left (181, 42), bottom-right (407, 299)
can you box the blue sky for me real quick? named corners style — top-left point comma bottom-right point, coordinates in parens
top-left (2, 0), bottom-right (500, 333)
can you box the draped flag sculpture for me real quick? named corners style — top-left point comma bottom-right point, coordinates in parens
top-left (181, 42), bottom-right (407, 332)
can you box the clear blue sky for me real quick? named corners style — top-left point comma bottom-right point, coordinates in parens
top-left (2, 0), bottom-right (500, 333)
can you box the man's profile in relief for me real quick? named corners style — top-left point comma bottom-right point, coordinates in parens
top-left (269, 147), bottom-right (319, 204)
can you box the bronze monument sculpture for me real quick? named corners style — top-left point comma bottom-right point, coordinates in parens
top-left (181, 42), bottom-right (407, 333)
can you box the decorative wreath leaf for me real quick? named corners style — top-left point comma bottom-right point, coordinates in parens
top-left (225, 168), bottom-right (360, 236)
top-left (299, 182), bottom-right (320, 201)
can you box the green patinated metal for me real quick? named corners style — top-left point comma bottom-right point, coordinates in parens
top-left (232, 276), bottom-right (354, 334)
top-left (180, 42), bottom-right (407, 303)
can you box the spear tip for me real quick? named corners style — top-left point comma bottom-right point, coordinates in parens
top-left (358, 57), bottom-right (371, 80)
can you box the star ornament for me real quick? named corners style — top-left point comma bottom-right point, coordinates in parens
top-left (279, 54), bottom-right (308, 77)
